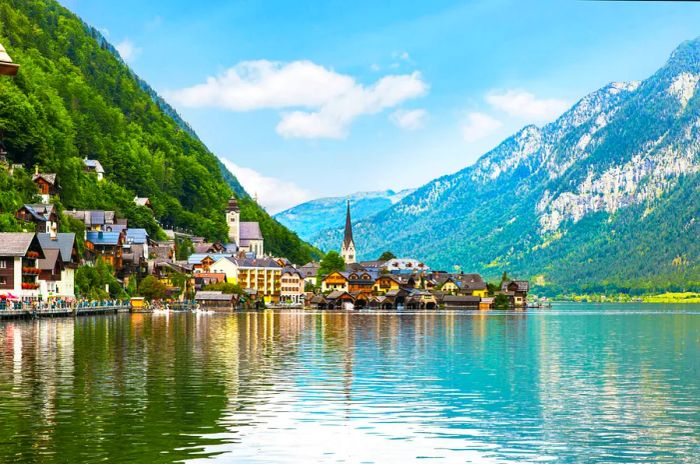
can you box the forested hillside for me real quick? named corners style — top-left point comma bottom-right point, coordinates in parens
top-left (315, 38), bottom-right (700, 295)
top-left (0, 0), bottom-right (319, 263)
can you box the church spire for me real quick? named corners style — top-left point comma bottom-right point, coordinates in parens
top-left (341, 200), bottom-right (356, 264)
top-left (343, 200), bottom-right (353, 247)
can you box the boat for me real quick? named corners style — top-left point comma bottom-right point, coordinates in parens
top-left (129, 297), bottom-right (151, 313)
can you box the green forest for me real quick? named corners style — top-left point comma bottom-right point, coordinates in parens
top-left (0, 0), bottom-right (320, 264)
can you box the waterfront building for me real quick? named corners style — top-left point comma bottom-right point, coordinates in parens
top-left (194, 291), bottom-right (237, 309)
top-left (236, 258), bottom-right (282, 303)
top-left (280, 267), bottom-right (305, 304)
top-left (501, 280), bottom-right (530, 307)
top-left (210, 256), bottom-right (239, 283)
top-left (0, 233), bottom-right (45, 298)
top-left (321, 271), bottom-right (349, 293)
top-left (37, 232), bottom-right (78, 298)
top-left (373, 275), bottom-right (401, 295)
top-left (83, 158), bottom-right (105, 181)
top-left (340, 201), bottom-right (357, 264)
top-left (347, 270), bottom-right (377, 293)
top-left (299, 262), bottom-right (320, 286)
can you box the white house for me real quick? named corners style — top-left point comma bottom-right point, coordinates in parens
top-left (210, 256), bottom-right (239, 284)
top-left (0, 233), bottom-right (45, 298)
top-left (37, 232), bottom-right (78, 299)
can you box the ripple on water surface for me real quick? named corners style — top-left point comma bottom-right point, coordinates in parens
top-left (0, 305), bottom-right (699, 463)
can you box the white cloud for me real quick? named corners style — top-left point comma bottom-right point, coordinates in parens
top-left (461, 112), bottom-right (502, 142)
top-left (220, 158), bottom-right (312, 214)
top-left (485, 90), bottom-right (569, 122)
top-left (390, 109), bottom-right (427, 131)
top-left (169, 60), bottom-right (428, 139)
top-left (115, 39), bottom-right (141, 62)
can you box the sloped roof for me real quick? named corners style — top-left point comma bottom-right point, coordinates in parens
top-left (126, 228), bottom-right (148, 244)
top-left (37, 233), bottom-right (76, 264)
top-left (134, 197), bottom-right (150, 207)
top-left (502, 280), bottom-right (530, 292)
top-left (83, 159), bottom-right (105, 173)
top-left (237, 257), bottom-right (281, 269)
top-left (240, 222), bottom-right (263, 240)
top-left (38, 248), bottom-right (61, 271)
top-left (89, 210), bottom-right (105, 225)
top-left (0, 233), bottom-right (37, 256)
top-left (86, 231), bottom-right (122, 246)
top-left (32, 173), bottom-right (57, 185)
top-left (194, 291), bottom-right (234, 301)
top-left (327, 290), bottom-right (353, 300)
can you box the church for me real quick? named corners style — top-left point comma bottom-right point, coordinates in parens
top-left (340, 201), bottom-right (357, 264)
top-left (226, 197), bottom-right (264, 258)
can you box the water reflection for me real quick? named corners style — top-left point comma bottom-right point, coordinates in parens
top-left (0, 307), bottom-right (699, 463)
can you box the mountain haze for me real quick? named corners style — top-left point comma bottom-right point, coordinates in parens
top-left (315, 39), bottom-right (700, 294)
top-left (275, 189), bottom-right (414, 242)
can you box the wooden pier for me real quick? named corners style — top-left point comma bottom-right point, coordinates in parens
top-left (0, 305), bottom-right (127, 320)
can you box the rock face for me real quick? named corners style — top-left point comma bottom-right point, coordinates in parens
top-left (312, 38), bottom-right (700, 293)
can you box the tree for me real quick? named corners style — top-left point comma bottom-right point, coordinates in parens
top-left (494, 293), bottom-right (511, 309)
top-left (203, 281), bottom-right (244, 295)
top-left (317, 251), bottom-right (345, 279)
top-left (378, 251), bottom-right (396, 261)
top-left (139, 275), bottom-right (167, 300)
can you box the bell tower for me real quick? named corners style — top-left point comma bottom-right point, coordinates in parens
top-left (226, 197), bottom-right (240, 246)
top-left (340, 200), bottom-right (356, 264)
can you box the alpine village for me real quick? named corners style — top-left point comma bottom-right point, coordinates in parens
top-left (0, 39), bottom-right (529, 318)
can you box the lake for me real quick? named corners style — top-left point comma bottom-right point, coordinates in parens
top-left (0, 305), bottom-right (699, 463)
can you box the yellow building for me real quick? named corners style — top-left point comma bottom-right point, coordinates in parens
top-left (373, 275), bottom-right (400, 295)
top-left (236, 258), bottom-right (282, 304)
top-left (321, 271), bottom-right (349, 293)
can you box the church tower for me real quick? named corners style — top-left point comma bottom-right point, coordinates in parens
top-left (340, 200), bottom-right (356, 264)
top-left (226, 197), bottom-right (240, 246)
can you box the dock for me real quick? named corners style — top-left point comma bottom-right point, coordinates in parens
top-left (0, 305), bottom-right (127, 320)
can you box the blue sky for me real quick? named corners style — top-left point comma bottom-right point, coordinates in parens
top-left (62, 0), bottom-right (700, 212)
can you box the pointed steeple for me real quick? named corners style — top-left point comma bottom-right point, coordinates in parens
top-left (343, 200), bottom-right (354, 248)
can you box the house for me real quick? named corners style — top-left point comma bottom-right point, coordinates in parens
top-left (32, 171), bottom-right (58, 203)
top-left (153, 260), bottom-right (191, 298)
top-left (188, 253), bottom-right (233, 273)
top-left (0, 42), bottom-right (19, 76)
top-left (83, 158), bottom-right (105, 181)
top-left (134, 197), bottom-right (152, 208)
top-left (501, 280), bottom-right (530, 307)
top-left (236, 258), bottom-right (282, 303)
top-left (15, 204), bottom-right (59, 234)
top-left (0, 233), bottom-right (45, 298)
top-left (321, 271), bottom-right (349, 293)
top-left (382, 258), bottom-right (429, 275)
top-left (37, 232), bottom-right (79, 298)
top-left (280, 267), bottom-right (305, 304)
top-left (193, 272), bottom-right (226, 291)
top-left (125, 228), bottom-right (150, 260)
top-left (373, 275), bottom-right (401, 295)
top-left (64, 210), bottom-right (123, 231)
top-left (347, 270), bottom-right (377, 293)
top-left (194, 291), bottom-right (237, 309)
top-left (210, 256), bottom-right (239, 283)
top-left (299, 262), bottom-right (320, 286)
top-left (85, 230), bottom-right (125, 270)
top-left (456, 274), bottom-right (488, 298)
top-left (308, 293), bottom-right (329, 309)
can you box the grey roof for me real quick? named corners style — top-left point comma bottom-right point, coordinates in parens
top-left (86, 231), bottom-right (122, 246)
top-left (83, 159), bottom-right (105, 173)
top-left (38, 249), bottom-right (61, 271)
top-left (502, 280), bottom-right (530, 292)
top-left (32, 173), bottom-right (57, 185)
top-left (89, 210), bottom-right (105, 225)
top-left (21, 204), bottom-right (55, 222)
top-left (194, 291), bottom-right (235, 301)
top-left (239, 222), bottom-right (263, 240)
top-left (443, 295), bottom-right (481, 305)
top-left (126, 228), bottom-right (148, 244)
top-left (282, 267), bottom-right (303, 277)
top-left (37, 233), bottom-right (76, 264)
top-left (0, 233), bottom-right (38, 257)
top-left (327, 290), bottom-right (352, 300)
top-left (236, 257), bottom-right (281, 269)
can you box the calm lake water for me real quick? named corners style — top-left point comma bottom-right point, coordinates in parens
top-left (1, 305), bottom-right (699, 463)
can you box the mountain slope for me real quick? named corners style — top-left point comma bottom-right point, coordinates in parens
top-left (0, 0), bottom-right (318, 263)
top-left (275, 189), bottom-right (414, 242)
top-left (316, 39), bottom-right (700, 294)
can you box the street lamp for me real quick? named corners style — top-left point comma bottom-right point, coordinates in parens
top-left (0, 43), bottom-right (19, 76)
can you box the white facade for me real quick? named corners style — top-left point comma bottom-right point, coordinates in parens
top-left (227, 209), bottom-right (240, 245)
top-left (38, 268), bottom-right (75, 299)
top-left (210, 257), bottom-right (239, 283)
top-left (341, 241), bottom-right (356, 264)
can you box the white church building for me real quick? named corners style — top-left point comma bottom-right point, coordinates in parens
top-left (226, 197), bottom-right (264, 258)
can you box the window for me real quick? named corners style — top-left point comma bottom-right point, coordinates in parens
top-left (0, 259), bottom-right (5, 269)
top-left (0, 277), bottom-right (6, 285)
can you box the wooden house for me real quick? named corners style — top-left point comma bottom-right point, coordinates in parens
top-left (32, 172), bottom-right (58, 202)
top-left (501, 280), bottom-right (530, 307)
top-left (15, 204), bottom-right (59, 234)
top-left (85, 230), bottom-right (125, 270)
top-left (321, 271), bottom-right (349, 293)
top-left (373, 275), bottom-right (401, 295)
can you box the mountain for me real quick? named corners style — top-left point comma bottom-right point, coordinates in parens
top-left (0, 0), bottom-right (319, 263)
top-left (275, 189), bottom-right (414, 242)
top-left (316, 38), bottom-right (700, 294)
